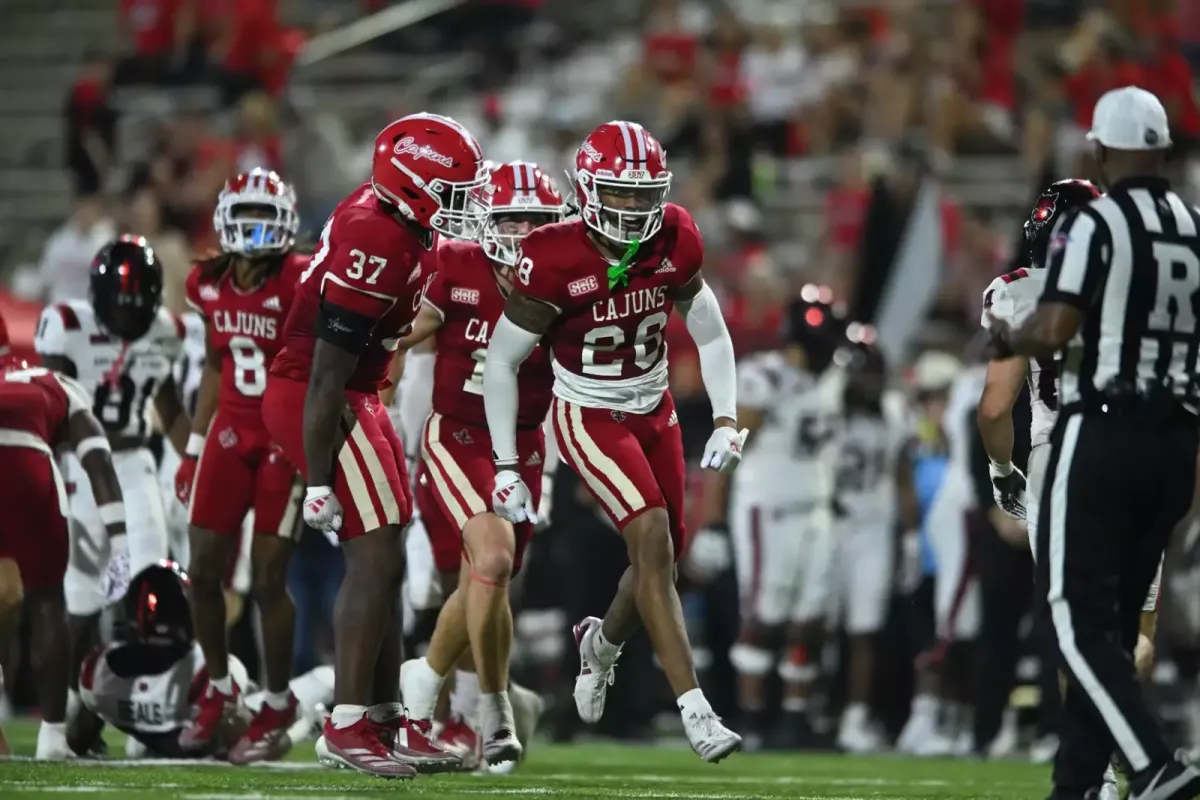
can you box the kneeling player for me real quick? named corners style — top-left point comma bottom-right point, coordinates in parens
top-left (395, 162), bottom-right (562, 767)
top-left (0, 336), bottom-right (128, 759)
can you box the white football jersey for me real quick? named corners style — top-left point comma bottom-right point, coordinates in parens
top-left (836, 389), bottom-right (911, 523)
top-left (735, 350), bottom-right (844, 504)
top-left (981, 268), bottom-right (1059, 448)
top-left (79, 642), bottom-right (248, 739)
top-left (34, 301), bottom-right (183, 440)
top-left (175, 311), bottom-right (206, 418)
top-left (946, 364), bottom-right (988, 491)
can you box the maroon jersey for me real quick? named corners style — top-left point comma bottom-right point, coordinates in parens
top-left (423, 240), bottom-right (553, 429)
top-left (0, 366), bottom-right (85, 447)
top-left (271, 183), bottom-right (436, 393)
top-left (185, 253), bottom-right (308, 427)
top-left (516, 203), bottom-right (703, 412)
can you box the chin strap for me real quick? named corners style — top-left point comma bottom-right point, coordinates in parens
top-left (607, 237), bottom-right (641, 289)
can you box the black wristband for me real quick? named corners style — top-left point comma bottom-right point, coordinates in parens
top-left (315, 301), bottom-right (375, 354)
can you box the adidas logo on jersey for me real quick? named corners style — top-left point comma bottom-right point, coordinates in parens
top-left (262, 295), bottom-right (281, 311)
top-left (525, 451), bottom-right (542, 467)
top-left (655, 258), bottom-right (675, 274)
top-left (199, 285), bottom-right (220, 301)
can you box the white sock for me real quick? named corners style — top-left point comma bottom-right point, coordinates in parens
top-left (209, 674), bottom-right (233, 696)
top-left (290, 665), bottom-right (335, 714)
top-left (264, 690), bottom-right (292, 711)
top-left (593, 629), bottom-right (622, 664)
top-left (403, 658), bottom-right (445, 721)
top-left (330, 704), bottom-right (368, 729)
top-left (479, 691), bottom-right (514, 737)
top-left (912, 693), bottom-right (938, 720)
top-left (36, 721), bottom-right (68, 758)
top-left (450, 670), bottom-right (481, 727)
top-left (676, 688), bottom-right (713, 719)
top-left (843, 702), bottom-right (869, 728)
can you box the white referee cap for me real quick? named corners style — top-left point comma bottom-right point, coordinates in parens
top-left (1086, 86), bottom-right (1172, 151)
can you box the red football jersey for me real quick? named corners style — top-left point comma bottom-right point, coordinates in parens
top-left (516, 203), bottom-right (703, 411)
top-left (423, 240), bottom-right (553, 429)
top-left (185, 253), bottom-right (308, 427)
top-left (0, 366), bottom-right (88, 447)
top-left (271, 183), bottom-right (436, 393)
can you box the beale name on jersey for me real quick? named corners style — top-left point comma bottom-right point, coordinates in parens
top-left (34, 301), bottom-right (183, 439)
top-left (981, 267), bottom-right (1058, 447)
top-left (735, 350), bottom-right (844, 504)
top-left (272, 184), bottom-right (435, 393)
top-left (185, 254), bottom-right (307, 425)
top-left (516, 203), bottom-right (703, 413)
top-left (423, 240), bottom-right (553, 428)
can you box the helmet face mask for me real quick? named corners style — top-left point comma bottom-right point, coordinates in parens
top-left (485, 211), bottom-right (560, 266)
top-left (481, 161), bottom-right (566, 265)
top-left (90, 236), bottom-right (164, 342)
top-left (214, 170), bottom-right (299, 257)
top-left (573, 121), bottom-right (672, 246)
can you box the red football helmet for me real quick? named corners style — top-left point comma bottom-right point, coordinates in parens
top-left (573, 121), bottom-right (672, 245)
top-left (213, 168), bottom-right (299, 257)
top-left (372, 113), bottom-right (490, 241)
top-left (481, 162), bottom-right (567, 266)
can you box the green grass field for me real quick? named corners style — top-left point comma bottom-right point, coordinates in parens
top-left (0, 718), bottom-right (1054, 799)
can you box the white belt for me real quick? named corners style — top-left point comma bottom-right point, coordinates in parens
top-left (0, 428), bottom-right (69, 516)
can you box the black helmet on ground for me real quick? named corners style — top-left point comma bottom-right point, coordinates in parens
top-left (90, 235), bottom-right (164, 341)
top-left (124, 560), bottom-right (193, 649)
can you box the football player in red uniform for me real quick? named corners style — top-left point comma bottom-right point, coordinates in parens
top-left (263, 112), bottom-right (488, 778)
top-left (481, 121), bottom-right (746, 761)
top-left (173, 169), bottom-right (309, 762)
top-left (394, 162), bottom-right (563, 766)
top-left (0, 316), bottom-right (128, 759)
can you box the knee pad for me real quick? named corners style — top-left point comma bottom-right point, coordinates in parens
top-left (729, 643), bottom-right (775, 676)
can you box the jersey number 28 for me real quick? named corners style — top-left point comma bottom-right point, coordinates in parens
top-left (582, 312), bottom-right (668, 377)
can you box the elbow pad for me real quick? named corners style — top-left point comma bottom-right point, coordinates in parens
top-left (315, 301), bottom-right (375, 354)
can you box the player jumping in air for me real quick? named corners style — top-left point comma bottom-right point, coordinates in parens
top-left (264, 112), bottom-right (488, 778)
top-left (481, 120), bottom-right (746, 762)
top-left (173, 169), bottom-right (310, 762)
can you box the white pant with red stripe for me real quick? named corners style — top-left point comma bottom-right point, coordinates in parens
top-left (731, 492), bottom-right (834, 627)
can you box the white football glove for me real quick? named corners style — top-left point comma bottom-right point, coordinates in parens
top-left (701, 427), bottom-right (749, 474)
top-left (492, 469), bottom-right (536, 524)
top-left (989, 461), bottom-right (1028, 520)
top-left (304, 485), bottom-right (344, 535)
top-left (535, 475), bottom-right (554, 530)
top-left (684, 526), bottom-right (732, 583)
top-left (102, 541), bottom-right (131, 603)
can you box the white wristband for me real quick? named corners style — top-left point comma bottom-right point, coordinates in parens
top-left (989, 459), bottom-right (1014, 476)
top-left (185, 433), bottom-right (206, 458)
top-left (306, 486), bottom-right (333, 502)
top-left (98, 502), bottom-right (126, 526)
top-left (75, 436), bottom-right (110, 461)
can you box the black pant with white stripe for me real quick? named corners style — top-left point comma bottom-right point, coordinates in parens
top-left (1035, 409), bottom-right (1198, 795)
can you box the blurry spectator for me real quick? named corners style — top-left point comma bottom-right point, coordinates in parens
top-left (201, 0), bottom-right (282, 106)
top-left (711, 199), bottom-right (785, 356)
top-left (1183, 2), bottom-right (1200, 69)
top-left (65, 53), bottom-right (117, 197)
top-left (1058, 35), bottom-right (1142, 174)
top-left (794, 10), bottom-right (866, 154)
top-left (742, 13), bottom-right (804, 156)
top-left (939, 206), bottom-right (1006, 327)
top-left (472, 0), bottom-right (545, 87)
top-left (116, 0), bottom-right (200, 84)
top-left (127, 189), bottom-right (192, 315)
top-left (1139, 23), bottom-right (1200, 154)
top-left (232, 91), bottom-right (284, 174)
top-left (642, 0), bottom-right (711, 85)
top-left (821, 148), bottom-right (875, 288)
top-left (38, 195), bottom-right (118, 305)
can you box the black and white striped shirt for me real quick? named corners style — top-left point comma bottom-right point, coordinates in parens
top-left (1041, 176), bottom-right (1200, 413)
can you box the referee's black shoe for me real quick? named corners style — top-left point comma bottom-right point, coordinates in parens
top-left (1129, 759), bottom-right (1200, 800)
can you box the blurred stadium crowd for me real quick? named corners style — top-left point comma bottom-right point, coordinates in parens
top-left (1, 0), bottom-right (1200, 763)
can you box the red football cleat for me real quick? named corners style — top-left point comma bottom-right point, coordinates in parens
top-left (315, 714), bottom-right (416, 779)
top-left (369, 703), bottom-right (461, 773)
top-left (229, 692), bottom-right (298, 765)
top-left (436, 715), bottom-right (481, 771)
top-left (179, 682), bottom-right (239, 752)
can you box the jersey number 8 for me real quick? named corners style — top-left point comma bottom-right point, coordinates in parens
top-left (229, 336), bottom-right (267, 397)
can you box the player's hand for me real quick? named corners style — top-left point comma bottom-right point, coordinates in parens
top-left (535, 475), bottom-right (554, 530)
top-left (304, 486), bottom-right (343, 534)
top-left (492, 469), bottom-right (536, 524)
top-left (989, 461), bottom-right (1028, 519)
top-left (174, 456), bottom-right (198, 506)
top-left (684, 525), bottom-right (731, 583)
top-left (701, 427), bottom-right (749, 474)
top-left (102, 542), bottom-right (131, 603)
top-left (983, 314), bottom-right (1016, 360)
top-left (1134, 633), bottom-right (1155, 679)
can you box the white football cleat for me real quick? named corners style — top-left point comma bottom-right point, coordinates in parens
top-left (837, 718), bottom-right (884, 754)
top-left (683, 710), bottom-right (741, 763)
top-left (572, 617), bottom-right (619, 724)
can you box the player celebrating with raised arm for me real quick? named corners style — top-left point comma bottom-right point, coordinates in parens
top-left (0, 319), bottom-right (128, 760)
top-left (481, 121), bottom-right (746, 762)
top-left (263, 113), bottom-right (488, 778)
top-left (395, 162), bottom-right (563, 767)
top-left (173, 169), bottom-right (309, 762)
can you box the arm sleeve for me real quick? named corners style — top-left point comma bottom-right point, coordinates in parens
top-left (483, 314), bottom-right (542, 465)
top-left (678, 282), bottom-right (737, 420)
top-left (1040, 208), bottom-right (1110, 309)
top-left (34, 305), bottom-right (71, 358)
top-left (397, 350), bottom-right (435, 458)
top-left (542, 411), bottom-right (560, 478)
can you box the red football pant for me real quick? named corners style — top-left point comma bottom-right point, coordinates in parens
top-left (264, 376), bottom-right (412, 542)
top-left (0, 447), bottom-right (68, 589)
top-left (550, 392), bottom-right (688, 557)
top-left (415, 412), bottom-right (543, 575)
top-left (189, 410), bottom-right (303, 537)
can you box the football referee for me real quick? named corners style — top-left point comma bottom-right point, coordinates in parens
top-left (991, 86), bottom-right (1200, 800)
